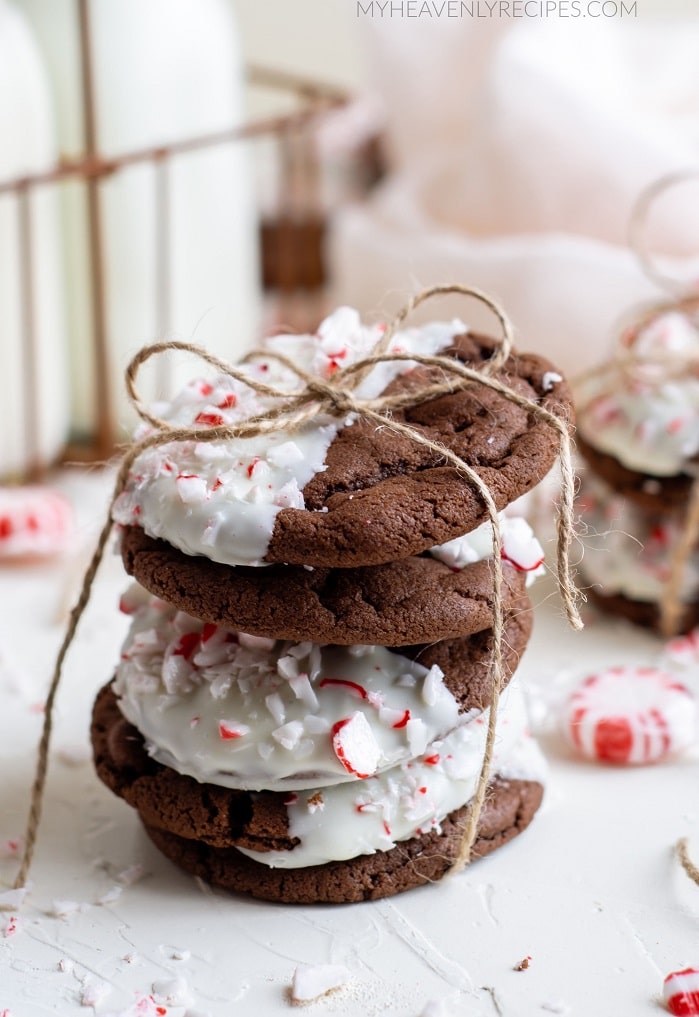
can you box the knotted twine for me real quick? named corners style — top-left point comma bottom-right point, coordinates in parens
top-left (13, 283), bottom-right (582, 893)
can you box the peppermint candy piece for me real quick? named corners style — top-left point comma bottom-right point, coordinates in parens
top-left (664, 628), bottom-right (699, 668)
top-left (331, 712), bottom-right (381, 778)
top-left (0, 486), bottom-right (73, 559)
top-left (664, 968), bottom-right (699, 1016)
top-left (563, 667), bottom-right (696, 765)
top-left (291, 963), bottom-right (352, 1004)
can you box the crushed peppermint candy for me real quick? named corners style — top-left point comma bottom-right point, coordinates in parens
top-left (0, 838), bottom-right (22, 860)
top-left (577, 309), bottom-right (699, 477)
top-left (79, 976), bottom-right (112, 1007)
top-left (542, 371), bottom-right (563, 392)
top-left (112, 309), bottom-right (466, 567)
top-left (664, 968), bottom-right (699, 1015)
top-left (114, 591), bottom-right (461, 790)
top-left (152, 975), bottom-right (193, 1007)
top-left (49, 899), bottom-right (84, 917)
top-left (117, 864), bottom-right (148, 887)
top-left (290, 963), bottom-right (352, 1004)
top-left (96, 885), bottom-right (123, 906)
top-left (332, 713), bottom-right (381, 778)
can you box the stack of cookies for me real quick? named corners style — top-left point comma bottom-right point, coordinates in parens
top-left (91, 307), bottom-right (572, 903)
top-left (576, 304), bottom-right (699, 634)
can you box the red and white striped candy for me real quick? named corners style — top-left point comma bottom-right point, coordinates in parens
top-left (0, 486), bottom-right (73, 559)
top-left (563, 666), bottom-right (695, 765)
top-left (331, 711), bottom-right (381, 779)
top-left (664, 968), bottom-right (699, 1015)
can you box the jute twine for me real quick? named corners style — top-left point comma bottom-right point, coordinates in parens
top-left (628, 169), bottom-right (699, 297)
top-left (13, 284), bottom-right (582, 893)
top-left (677, 837), bottom-right (699, 888)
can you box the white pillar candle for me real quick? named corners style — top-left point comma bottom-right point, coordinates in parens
top-left (20, 0), bottom-right (260, 441)
top-left (0, 0), bottom-right (68, 478)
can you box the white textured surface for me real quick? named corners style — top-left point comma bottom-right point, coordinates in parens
top-left (1, 469), bottom-right (698, 1017)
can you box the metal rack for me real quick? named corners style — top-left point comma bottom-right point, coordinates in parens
top-left (0, 0), bottom-right (355, 477)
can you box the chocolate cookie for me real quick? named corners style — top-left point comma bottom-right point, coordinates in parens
top-left (115, 333), bottom-right (572, 569)
top-left (586, 586), bottom-right (699, 636)
top-left (120, 525), bottom-right (529, 646)
top-left (92, 606), bottom-right (533, 847)
top-left (577, 433), bottom-right (690, 514)
top-left (140, 777), bottom-right (544, 904)
top-left (264, 336), bottom-right (571, 566)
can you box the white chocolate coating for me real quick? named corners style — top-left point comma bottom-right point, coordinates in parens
top-left (578, 473), bottom-right (699, 603)
top-left (577, 311), bottom-right (699, 477)
top-left (431, 515), bottom-right (545, 586)
top-left (237, 683), bottom-right (545, 868)
top-left (114, 589), bottom-right (463, 791)
top-left (112, 308), bottom-right (465, 566)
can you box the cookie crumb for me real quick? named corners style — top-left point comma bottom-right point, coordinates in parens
top-left (514, 955), bottom-right (532, 971)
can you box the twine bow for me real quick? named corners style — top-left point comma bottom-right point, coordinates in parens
top-left (13, 284), bottom-right (582, 892)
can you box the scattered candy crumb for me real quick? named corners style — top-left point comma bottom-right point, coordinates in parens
top-left (152, 976), bottom-right (193, 1007)
top-left (514, 956), bottom-right (532, 971)
top-left (49, 899), bottom-right (84, 917)
top-left (0, 887), bottom-right (26, 911)
top-left (97, 885), bottom-right (123, 906)
top-left (118, 865), bottom-right (148, 887)
top-left (168, 947), bottom-right (191, 962)
top-left (290, 963), bottom-right (352, 1004)
top-left (79, 976), bottom-right (112, 1007)
top-left (0, 838), bottom-right (22, 860)
top-left (664, 968), bottom-right (699, 1015)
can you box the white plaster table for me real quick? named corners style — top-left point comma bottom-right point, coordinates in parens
top-left (1, 470), bottom-right (696, 1017)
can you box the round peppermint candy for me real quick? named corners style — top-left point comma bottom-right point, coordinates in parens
top-left (664, 968), bottom-right (699, 1016)
top-left (563, 666), bottom-right (695, 765)
top-left (0, 486), bottom-right (73, 559)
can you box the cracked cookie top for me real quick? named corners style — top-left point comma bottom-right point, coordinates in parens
top-left (112, 307), bottom-right (572, 568)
